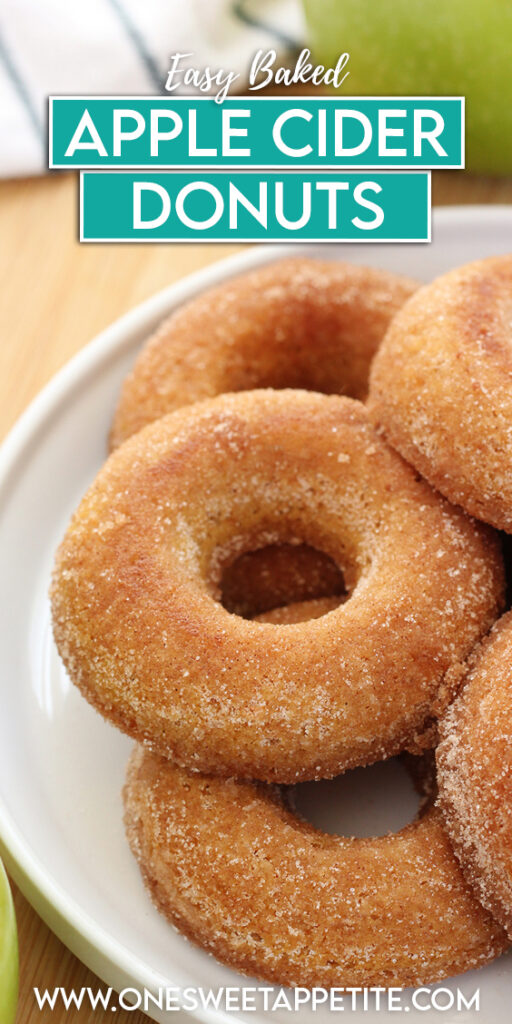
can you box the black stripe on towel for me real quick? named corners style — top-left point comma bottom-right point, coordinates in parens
top-left (232, 0), bottom-right (300, 51)
top-left (105, 0), bottom-right (163, 90)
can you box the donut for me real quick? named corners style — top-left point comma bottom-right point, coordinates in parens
top-left (437, 610), bottom-right (512, 937)
top-left (51, 389), bottom-right (504, 782)
top-left (110, 258), bottom-right (418, 450)
top-left (368, 254), bottom-right (512, 532)
top-left (221, 542), bottom-right (345, 618)
top-left (257, 601), bottom-right (432, 759)
top-left (257, 598), bottom-right (434, 757)
top-left (123, 746), bottom-right (507, 988)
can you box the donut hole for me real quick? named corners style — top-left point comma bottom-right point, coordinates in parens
top-left (501, 532), bottom-right (512, 609)
top-left (219, 541), bottom-right (347, 619)
top-left (290, 758), bottom-right (421, 838)
top-left (219, 351), bottom-right (361, 401)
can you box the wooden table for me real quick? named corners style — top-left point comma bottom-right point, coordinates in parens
top-left (1, 169), bottom-right (511, 1023)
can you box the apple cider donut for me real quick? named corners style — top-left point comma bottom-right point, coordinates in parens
top-left (123, 746), bottom-right (507, 988)
top-left (437, 611), bottom-right (512, 937)
top-left (110, 258), bottom-right (417, 449)
top-left (368, 255), bottom-right (512, 532)
top-left (51, 390), bottom-right (504, 782)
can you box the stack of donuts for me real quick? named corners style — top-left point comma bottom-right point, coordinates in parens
top-left (51, 254), bottom-right (512, 988)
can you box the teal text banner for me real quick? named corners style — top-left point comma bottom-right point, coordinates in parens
top-left (52, 97), bottom-right (464, 169)
top-left (80, 171), bottom-right (430, 243)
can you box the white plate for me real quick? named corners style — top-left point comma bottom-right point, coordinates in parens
top-left (1, 207), bottom-right (511, 1024)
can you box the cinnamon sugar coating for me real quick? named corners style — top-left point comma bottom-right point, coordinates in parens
top-left (123, 746), bottom-right (507, 989)
top-left (110, 258), bottom-right (417, 450)
top-left (368, 255), bottom-right (512, 532)
top-left (51, 390), bottom-right (504, 782)
top-left (437, 610), bottom-right (512, 937)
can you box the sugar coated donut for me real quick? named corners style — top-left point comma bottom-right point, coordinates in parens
top-left (256, 599), bottom-right (436, 756)
top-left (51, 390), bottom-right (504, 782)
top-left (124, 746), bottom-right (507, 988)
top-left (110, 258), bottom-right (417, 449)
top-left (437, 610), bottom-right (512, 937)
top-left (368, 254), bottom-right (512, 532)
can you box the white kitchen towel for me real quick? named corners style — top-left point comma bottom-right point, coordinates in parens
top-left (0, 0), bottom-right (304, 178)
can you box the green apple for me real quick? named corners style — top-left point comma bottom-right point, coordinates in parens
top-left (0, 860), bottom-right (18, 1024)
top-left (303, 0), bottom-right (512, 173)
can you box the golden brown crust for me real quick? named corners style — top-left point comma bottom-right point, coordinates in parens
top-left (368, 254), bottom-right (512, 532)
top-left (51, 390), bottom-right (504, 782)
top-left (437, 610), bottom-right (512, 938)
top-left (110, 258), bottom-right (418, 449)
top-left (123, 747), bottom-right (508, 989)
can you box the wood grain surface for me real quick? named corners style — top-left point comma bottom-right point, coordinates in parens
top-left (1, 168), bottom-right (511, 1023)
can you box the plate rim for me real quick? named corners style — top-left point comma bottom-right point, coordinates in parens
top-left (1, 204), bottom-right (512, 1022)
